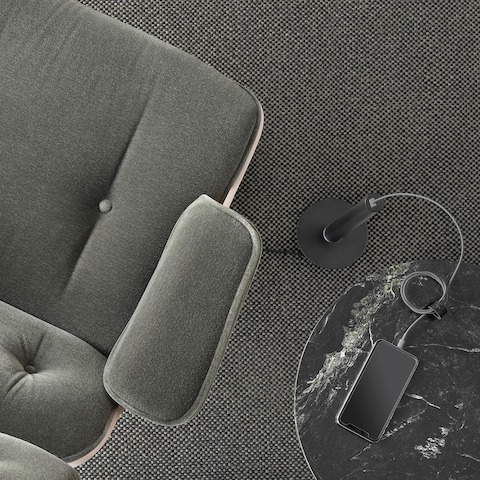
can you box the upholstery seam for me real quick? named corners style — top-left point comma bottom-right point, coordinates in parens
top-left (60, 219), bottom-right (100, 297)
top-left (60, 44), bottom-right (157, 298)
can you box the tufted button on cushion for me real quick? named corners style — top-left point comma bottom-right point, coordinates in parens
top-left (98, 199), bottom-right (112, 213)
top-left (0, 300), bottom-right (117, 462)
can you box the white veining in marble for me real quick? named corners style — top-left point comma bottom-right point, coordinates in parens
top-left (382, 409), bottom-right (426, 439)
top-left (297, 263), bottom-right (412, 418)
top-left (414, 427), bottom-right (450, 459)
top-left (405, 393), bottom-right (441, 410)
top-left (415, 343), bottom-right (480, 353)
top-left (458, 453), bottom-right (480, 463)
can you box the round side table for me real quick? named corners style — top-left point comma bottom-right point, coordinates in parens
top-left (295, 260), bottom-right (480, 480)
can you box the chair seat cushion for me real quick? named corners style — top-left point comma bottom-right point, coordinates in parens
top-left (0, 301), bottom-right (116, 462)
top-left (0, 433), bottom-right (80, 480)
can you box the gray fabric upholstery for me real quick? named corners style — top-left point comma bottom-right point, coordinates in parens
top-left (0, 0), bottom-right (261, 356)
top-left (0, 300), bottom-right (117, 462)
top-left (0, 433), bottom-right (80, 480)
top-left (104, 195), bottom-right (261, 425)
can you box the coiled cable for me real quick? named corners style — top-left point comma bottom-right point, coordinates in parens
top-left (371, 193), bottom-right (464, 348)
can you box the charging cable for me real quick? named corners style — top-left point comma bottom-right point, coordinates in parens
top-left (370, 193), bottom-right (464, 349)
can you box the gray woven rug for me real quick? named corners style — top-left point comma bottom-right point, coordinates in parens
top-left (76, 1), bottom-right (480, 478)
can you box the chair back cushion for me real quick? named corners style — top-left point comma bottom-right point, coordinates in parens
top-left (0, 0), bottom-right (260, 354)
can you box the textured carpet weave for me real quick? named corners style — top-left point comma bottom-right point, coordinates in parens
top-left (76, 1), bottom-right (480, 478)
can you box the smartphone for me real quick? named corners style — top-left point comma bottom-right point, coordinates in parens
top-left (336, 339), bottom-right (418, 442)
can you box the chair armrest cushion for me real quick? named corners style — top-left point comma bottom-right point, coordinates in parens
top-left (103, 195), bottom-right (261, 425)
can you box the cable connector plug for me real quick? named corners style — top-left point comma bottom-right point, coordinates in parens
top-left (428, 299), bottom-right (448, 320)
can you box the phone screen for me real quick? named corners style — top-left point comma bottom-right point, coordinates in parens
top-left (337, 339), bottom-right (418, 442)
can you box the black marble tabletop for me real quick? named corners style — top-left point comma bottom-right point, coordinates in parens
top-left (295, 260), bottom-right (480, 480)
